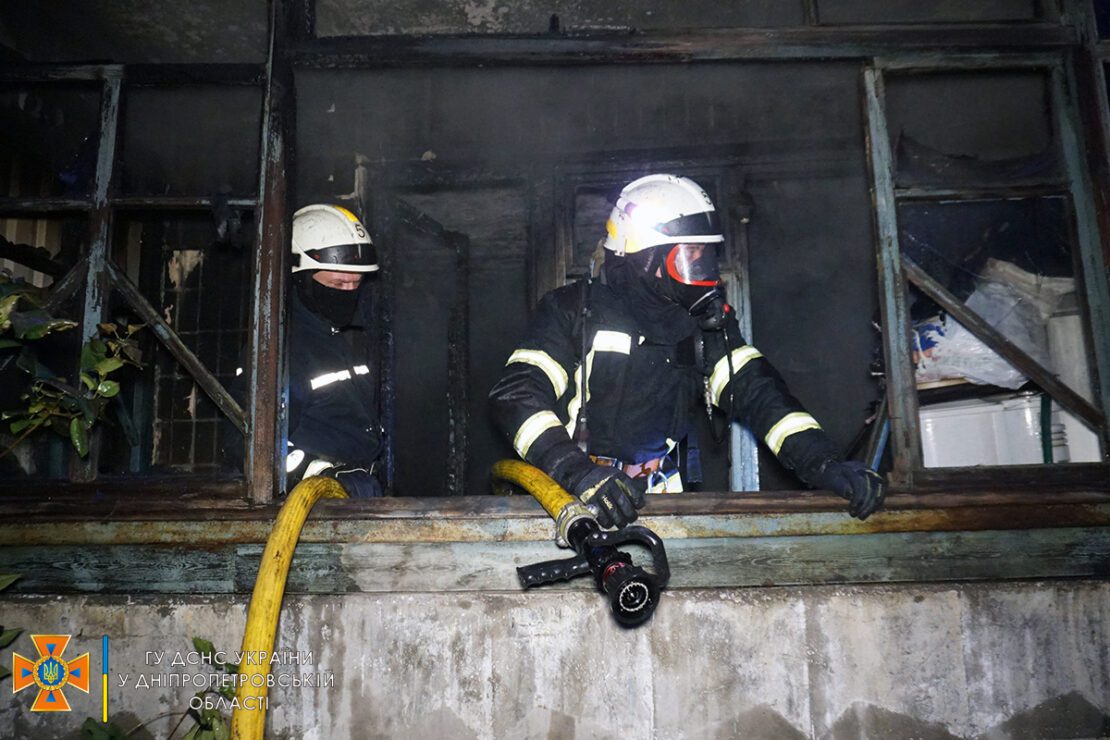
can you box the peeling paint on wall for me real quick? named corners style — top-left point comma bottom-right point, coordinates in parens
top-left (1, 581), bottom-right (1107, 738)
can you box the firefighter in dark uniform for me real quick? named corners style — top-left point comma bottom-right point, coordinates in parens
top-left (489, 174), bottom-right (885, 527)
top-left (284, 203), bottom-right (383, 497)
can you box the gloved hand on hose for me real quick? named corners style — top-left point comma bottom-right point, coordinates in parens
top-left (812, 459), bottom-right (886, 520)
top-left (573, 465), bottom-right (644, 529)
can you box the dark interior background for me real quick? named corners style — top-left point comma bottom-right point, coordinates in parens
top-left (296, 61), bottom-right (879, 493)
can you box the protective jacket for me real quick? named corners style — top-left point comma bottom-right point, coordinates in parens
top-left (286, 287), bottom-right (382, 471)
top-left (489, 261), bottom-right (840, 490)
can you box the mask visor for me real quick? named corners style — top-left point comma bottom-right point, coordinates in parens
top-left (665, 243), bottom-right (720, 287)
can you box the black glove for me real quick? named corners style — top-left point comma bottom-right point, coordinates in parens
top-left (574, 465), bottom-right (645, 529)
top-left (812, 459), bottom-right (886, 520)
top-left (306, 459), bottom-right (384, 501)
top-left (321, 463), bottom-right (383, 499)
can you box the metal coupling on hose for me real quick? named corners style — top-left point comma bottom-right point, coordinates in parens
top-left (554, 501), bottom-right (594, 548)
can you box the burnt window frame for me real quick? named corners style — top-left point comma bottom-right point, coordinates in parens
top-left (0, 2), bottom-right (1107, 525)
top-left (863, 51), bottom-right (1110, 491)
top-left (0, 64), bottom-right (278, 504)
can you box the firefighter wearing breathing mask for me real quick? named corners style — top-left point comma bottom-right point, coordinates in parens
top-left (489, 174), bottom-right (885, 527)
top-left (284, 203), bottom-right (383, 497)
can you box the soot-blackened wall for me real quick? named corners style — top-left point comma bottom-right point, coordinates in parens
top-left (295, 61), bottom-right (878, 492)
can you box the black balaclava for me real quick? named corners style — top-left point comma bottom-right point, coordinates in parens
top-left (603, 254), bottom-right (697, 345)
top-left (294, 272), bottom-right (362, 328)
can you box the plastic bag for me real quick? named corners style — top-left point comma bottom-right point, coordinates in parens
top-left (913, 280), bottom-right (1050, 389)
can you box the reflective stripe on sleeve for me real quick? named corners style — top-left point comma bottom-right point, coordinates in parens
top-left (310, 369), bottom-right (352, 390)
top-left (765, 412), bottom-right (822, 455)
top-left (513, 410), bottom-right (564, 458)
top-left (506, 349), bottom-right (569, 398)
top-left (709, 346), bottom-right (764, 405)
top-left (593, 330), bottom-right (632, 355)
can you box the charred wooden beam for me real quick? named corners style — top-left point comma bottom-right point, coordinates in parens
top-left (0, 64), bottom-right (263, 85)
top-left (901, 253), bottom-right (1105, 429)
top-left (446, 231), bottom-right (469, 496)
top-left (290, 24), bottom-right (1074, 68)
top-left (245, 0), bottom-right (292, 504)
top-left (122, 64), bottom-right (265, 86)
top-left (69, 72), bottom-right (122, 482)
top-left (0, 236), bottom-right (68, 276)
top-left (105, 260), bottom-right (248, 433)
top-left (109, 196), bottom-right (258, 210)
top-left (1, 487), bottom-right (1109, 539)
top-left (864, 67), bottom-right (922, 484)
top-left (0, 198), bottom-right (91, 212)
top-left (0, 65), bottom-right (122, 82)
top-left (43, 262), bottom-right (87, 313)
top-left (893, 183), bottom-right (1069, 202)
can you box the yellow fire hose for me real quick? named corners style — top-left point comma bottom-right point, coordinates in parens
top-left (230, 476), bottom-right (347, 740)
top-left (491, 459), bottom-right (576, 519)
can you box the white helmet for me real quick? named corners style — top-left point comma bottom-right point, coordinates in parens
top-left (291, 204), bottom-right (378, 274)
top-left (602, 174), bottom-right (723, 255)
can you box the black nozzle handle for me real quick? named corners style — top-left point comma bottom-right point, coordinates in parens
top-left (517, 554), bottom-right (591, 588)
top-left (589, 525), bottom-right (670, 588)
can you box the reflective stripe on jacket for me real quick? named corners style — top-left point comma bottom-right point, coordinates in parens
top-left (489, 278), bottom-right (839, 486)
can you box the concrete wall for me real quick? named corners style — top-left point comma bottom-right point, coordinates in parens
top-left (3, 580), bottom-right (1109, 739)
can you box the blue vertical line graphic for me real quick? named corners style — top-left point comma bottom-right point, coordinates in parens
top-left (102, 635), bottom-right (109, 723)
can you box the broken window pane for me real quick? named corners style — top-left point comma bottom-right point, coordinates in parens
top-left (885, 71), bottom-right (1060, 189)
top-left (0, 84), bottom-right (101, 198)
top-left (119, 86), bottom-right (262, 197)
top-left (108, 212), bottom-right (252, 474)
top-left (898, 197), bottom-right (1103, 466)
top-left (0, 215), bottom-right (86, 288)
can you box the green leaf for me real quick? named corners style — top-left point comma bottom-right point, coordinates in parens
top-left (70, 417), bottom-right (89, 457)
top-left (182, 725), bottom-right (201, 740)
top-left (192, 637), bottom-right (216, 658)
top-left (95, 358), bottom-right (124, 377)
top-left (121, 343), bottom-right (143, 366)
top-left (211, 715), bottom-right (230, 740)
top-left (96, 380), bottom-right (120, 398)
top-left (0, 628), bottom-right (21, 649)
top-left (80, 372), bottom-right (97, 391)
top-left (9, 417), bottom-right (37, 434)
top-left (0, 338), bottom-right (20, 349)
top-left (80, 719), bottom-right (130, 740)
top-left (0, 293), bottom-right (21, 325)
top-left (81, 717), bottom-right (108, 739)
top-left (9, 309), bottom-right (77, 340)
top-left (80, 338), bottom-right (108, 370)
top-left (0, 574), bottom-right (20, 591)
top-left (16, 347), bottom-right (58, 380)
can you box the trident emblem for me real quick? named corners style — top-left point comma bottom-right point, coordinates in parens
top-left (12, 634), bottom-right (90, 712)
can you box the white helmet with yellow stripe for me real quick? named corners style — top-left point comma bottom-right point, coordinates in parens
top-left (291, 204), bottom-right (378, 273)
top-left (602, 174), bottom-right (723, 256)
